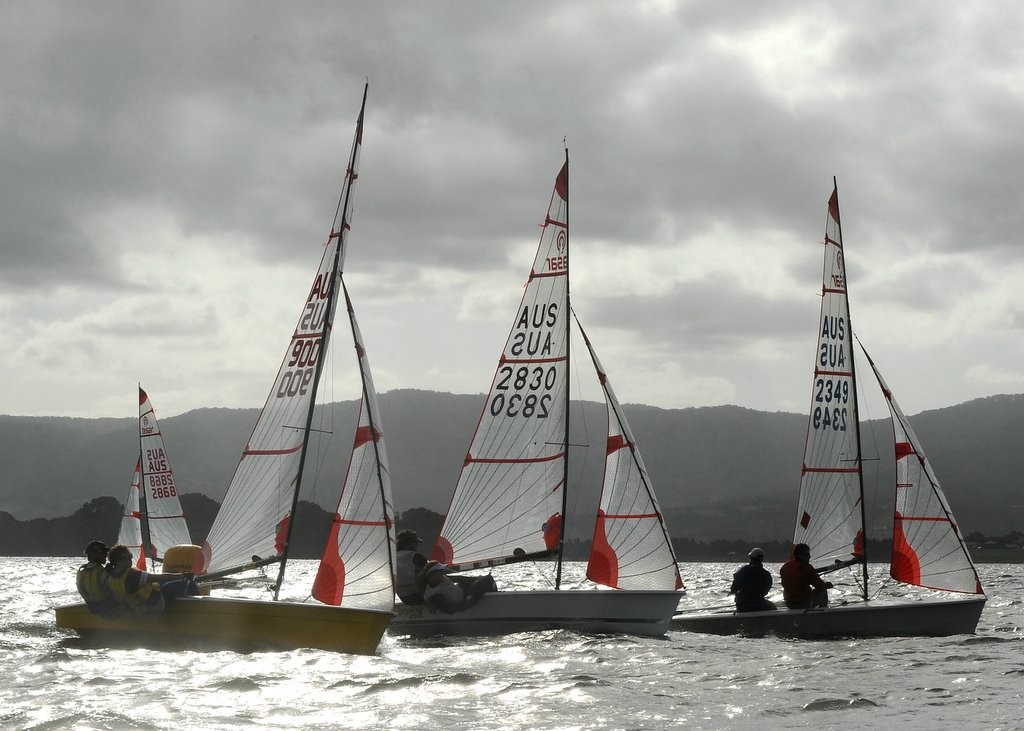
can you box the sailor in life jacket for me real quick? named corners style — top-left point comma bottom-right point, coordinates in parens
top-left (106, 544), bottom-right (198, 616)
top-left (421, 561), bottom-right (497, 614)
top-left (76, 540), bottom-right (124, 620)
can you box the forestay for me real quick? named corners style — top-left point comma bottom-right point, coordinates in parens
top-left (432, 161), bottom-right (570, 567)
top-left (861, 346), bottom-right (984, 595)
top-left (793, 184), bottom-right (865, 565)
top-left (312, 283), bottom-right (397, 611)
top-left (577, 321), bottom-right (683, 591)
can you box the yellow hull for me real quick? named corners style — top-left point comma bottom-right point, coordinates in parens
top-left (54, 596), bottom-right (393, 654)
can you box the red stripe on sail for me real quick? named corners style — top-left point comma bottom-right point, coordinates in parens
top-left (353, 425), bottom-right (379, 449)
top-left (432, 536), bottom-right (455, 564)
top-left (890, 514), bottom-right (921, 584)
top-left (602, 512), bottom-right (659, 520)
top-left (336, 518), bottom-right (387, 527)
top-left (499, 354), bottom-right (567, 365)
top-left (828, 189), bottom-right (839, 222)
top-left (586, 509), bottom-right (619, 587)
top-left (894, 441), bottom-right (915, 460)
top-left (469, 452), bottom-right (565, 465)
top-left (607, 434), bottom-right (628, 455)
top-left (244, 445), bottom-right (302, 457)
top-left (800, 511), bottom-right (811, 529)
top-left (554, 162), bottom-right (568, 201)
top-left (529, 269), bottom-right (568, 280)
top-left (802, 466), bottom-right (859, 475)
top-left (312, 515), bottom-right (346, 605)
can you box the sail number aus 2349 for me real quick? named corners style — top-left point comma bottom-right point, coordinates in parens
top-left (490, 365), bottom-right (556, 418)
top-left (813, 377), bottom-right (850, 431)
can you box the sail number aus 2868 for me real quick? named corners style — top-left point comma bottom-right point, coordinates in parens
top-left (146, 474), bottom-right (177, 500)
top-left (489, 365), bottom-right (556, 418)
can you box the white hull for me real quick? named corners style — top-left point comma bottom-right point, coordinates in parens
top-left (671, 595), bottom-right (986, 638)
top-left (390, 590), bottom-right (683, 638)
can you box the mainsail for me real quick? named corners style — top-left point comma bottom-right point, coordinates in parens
top-left (793, 181), bottom-right (866, 575)
top-left (202, 85), bottom-right (368, 582)
top-left (860, 345), bottom-right (984, 595)
top-left (312, 283), bottom-right (396, 611)
top-left (432, 159), bottom-right (570, 568)
top-left (117, 387), bottom-right (191, 570)
top-left (577, 318), bottom-right (683, 591)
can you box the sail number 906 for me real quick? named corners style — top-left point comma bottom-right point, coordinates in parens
top-left (489, 365), bottom-right (556, 418)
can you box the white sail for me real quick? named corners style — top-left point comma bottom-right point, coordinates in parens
top-left (312, 283), bottom-right (396, 611)
top-left (115, 459), bottom-right (145, 568)
top-left (578, 320), bottom-right (683, 591)
top-left (202, 87), bottom-right (365, 576)
top-left (432, 161), bottom-right (570, 567)
top-left (137, 387), bottom-right (191, 562)
top-left (793, 184), bottom-right (865, 565)
top-left (861, 346), bottom-right (984, 595)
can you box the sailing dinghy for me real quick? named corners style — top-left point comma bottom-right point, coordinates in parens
top-left (389, 153), bottom-right (683, 638)
top-left (672, 180), bottom-right (986, 638)
top-left (115, 386), bottom-right (193, 571)
top-left (55, 84), bottom-right (396, 654)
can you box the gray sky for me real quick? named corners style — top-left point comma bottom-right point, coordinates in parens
top-left (2, 1), bottom-right (1023, 419)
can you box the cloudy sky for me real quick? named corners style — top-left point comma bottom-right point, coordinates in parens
top-left (2, 2), bottom-right (1023, 420)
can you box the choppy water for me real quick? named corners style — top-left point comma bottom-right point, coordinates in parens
top-left (2, 557), bottom-right (1022, 730)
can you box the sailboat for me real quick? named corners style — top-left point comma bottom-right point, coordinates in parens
top-left (55, 84), bottom-right (397, 654)
top-left (672, 180), bottom-right (986, 638)
top-left (389, 153), bottom-right (683, 637)
top-left (116, 386), bottom-right (192, 571)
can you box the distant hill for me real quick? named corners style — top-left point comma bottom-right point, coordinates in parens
top-left (1, 389), bottom-right (1022, 546)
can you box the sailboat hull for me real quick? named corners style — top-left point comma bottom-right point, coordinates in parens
top-left (54, 596), bottom-right (393, 654)
top-left (671, 596), bottom-right (986, 638)
top-left (389, 589), bottom-right (682, 638)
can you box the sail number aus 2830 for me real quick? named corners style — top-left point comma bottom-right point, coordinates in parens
top-left (489, 365), bottom-right (556, 418)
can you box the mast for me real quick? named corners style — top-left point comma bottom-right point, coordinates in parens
top-left (555, 146), bottom-right (570, 590)
top-left (832, 178), bottom-right (870, 601)
top-left (137, 384), bottom-right (153, 572)
top-left (272, 82), bottom-right (368, 600)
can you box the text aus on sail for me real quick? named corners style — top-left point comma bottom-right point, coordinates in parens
top-left (489, 254), bottom-right (566, 422)
top-left (276, 272), bottom-right (332, 399)
top-left (814, 314), bottom-right (852, 432)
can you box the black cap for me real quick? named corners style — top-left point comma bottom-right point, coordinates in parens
top-left (396, 529), bottom-right (422, 546)
top-left (85, 540), bottom-right (108, 556)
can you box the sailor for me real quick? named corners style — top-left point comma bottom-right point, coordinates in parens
top-left (105, 544), bottom-right (198, 616)
top-left (421, 561), bottom-right (496, 614)
top-left (729, 547), bottom-right (776, 612)
top-left (780, 543), bottom-right (833, 609)
top-left (395, 529), bottom-right (428, 604)
top-left (75, 540), bottom-right (124, 619)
